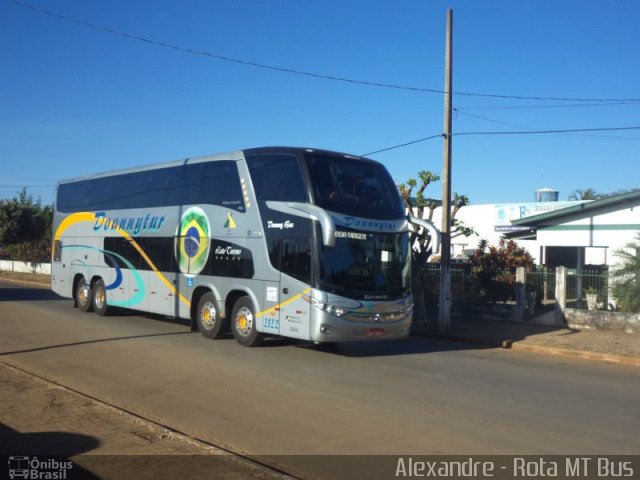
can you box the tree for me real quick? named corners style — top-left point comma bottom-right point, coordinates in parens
top-left (398, 171), bottom-right (441, 263)
top-left (569, 188), bottom-right (601, 201)
top-left (469, 238), bottom-right (533, 303)
top-left (398, 173), bottom-right (475, 261)
top-left (610, 233), bottom-right (640, 313)
top-left (451, 194), bottom-right (475, 239)
top-left (0, 188), bottom-right (53, 262)
top-left (598, 188), bottom-right (640, 199)
top-left (397, 171), bottom-right (475, 326)
top-left (569, 187), bottom-right (640, 201)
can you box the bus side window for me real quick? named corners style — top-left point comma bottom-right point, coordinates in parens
top-left (183, 163), bottom-right (202, 206)
top-left (246, 154), bottom-right (307, 203)
top-left (218, 162), bottom-right (245, 211)
top-left (164, 167), bottom-right (184, 205)
top-left (200, 162), bottom-right (228, 205)
top-left (281, 238), bottom-right (312, 284)
top-left (57, 181), bottom-right (87, 212)
top-left (130, 171), bottom-right (154, 208)
top-left (184, 161), bottom-right (244, 211)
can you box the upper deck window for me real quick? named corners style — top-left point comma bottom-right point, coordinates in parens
top-left (245, 154), bottom-right (308, 203)
top-left (57, 160), bottom-right (244, 212)
top-left (304, 153), bottom-right (404, 220)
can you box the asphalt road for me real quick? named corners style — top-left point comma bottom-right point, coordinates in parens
top-left (1, 281), bottom-right (639, 479)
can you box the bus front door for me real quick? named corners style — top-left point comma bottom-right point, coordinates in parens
top-left (278, 238), bottom-right (311, 340)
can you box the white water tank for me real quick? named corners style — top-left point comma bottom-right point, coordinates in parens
top-left (534, 187), bottom-right (558, 202)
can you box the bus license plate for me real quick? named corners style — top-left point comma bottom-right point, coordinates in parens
top-left (367, 328), bottom-right (384, 337)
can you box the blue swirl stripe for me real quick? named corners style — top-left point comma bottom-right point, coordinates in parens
top-left (61, 245), bottom-right (146, 307)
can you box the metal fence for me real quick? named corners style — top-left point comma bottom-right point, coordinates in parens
top-left (421, 264), bottom-right (609, 312)
top-left (566, 267), bottom-right (610, 309)
top-left (422, 264), bottom-right (477, 303)
top-left (525, 267), bottom-right (556, 302)
top-left (421, 263), bottom-right (516, 304)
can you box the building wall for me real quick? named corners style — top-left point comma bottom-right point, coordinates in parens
top-left (536, 207), bottom-right (640, 268)
top-left (425, 202), bottom-right (580, 262)
top-left (423, 200), bottom-right (639, 268)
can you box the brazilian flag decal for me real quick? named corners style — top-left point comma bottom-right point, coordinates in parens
top-left (176, 207), bottom-right (211, 275)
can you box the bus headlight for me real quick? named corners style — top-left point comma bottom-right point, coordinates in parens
top-left (326, 305), bottom-right (347, 317)
top-left (303, 294), bottom-right (349, 317)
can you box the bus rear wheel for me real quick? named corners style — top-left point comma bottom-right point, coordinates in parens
top-left (76, 277), bottom-right (93, 312)
top-left (196, 292), bottom-right (227, 339)
top-left (92, 278), bottom-right (114, 316)
top-left (230, 297), bottom-right (264, 347)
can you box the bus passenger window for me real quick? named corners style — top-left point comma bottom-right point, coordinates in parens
top-left (246, 155), bottom-right (307, 203)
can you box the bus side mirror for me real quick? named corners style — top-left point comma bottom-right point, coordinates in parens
top-left (266, 201), bottom-right (336, 247)
top-left (407, 216), bottom-right (441, 255)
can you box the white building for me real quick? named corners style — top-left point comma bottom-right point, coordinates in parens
top-left (427, 190), bottom-right (640, 270)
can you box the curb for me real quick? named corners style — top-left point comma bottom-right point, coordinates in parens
top-left (414, 331), bottom-right (640, 367)
top-left (508, 341), bottom-right (640, 367)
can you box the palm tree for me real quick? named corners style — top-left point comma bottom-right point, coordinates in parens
top-left (611, 233), bottom-right (640, 312)
top-left (569, 188), bottom-right (600, 201)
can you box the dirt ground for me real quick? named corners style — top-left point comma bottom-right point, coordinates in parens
top-left (0, 363), bottom-right (286, 479)
top-left (0, 271), bottom-right (286, 479)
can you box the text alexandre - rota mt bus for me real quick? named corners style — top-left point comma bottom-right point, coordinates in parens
top-left (52, 147), bottom-right (434, 346)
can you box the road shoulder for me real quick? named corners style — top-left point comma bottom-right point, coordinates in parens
top-left (0, 361), bottom-right (286, 479)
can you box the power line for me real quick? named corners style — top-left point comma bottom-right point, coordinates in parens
top-left (455, 126), bottom-right (640, 137)
top-left (361, 134), bottom-right (442, 156)
top-left (5, 0), bottom-right (439, 94)
top-left (455, 109), bottom-right (533, 130)
top-left (457, 102), bottom-right (638, 111)
top-left (0, 184), bottom-right (55, 188)
top-left (365, 126), bottom-right (640, 156)
top-left (455, 110), bottom-right (640, 141)
top-left (8, 0), bottom-right (640, 104)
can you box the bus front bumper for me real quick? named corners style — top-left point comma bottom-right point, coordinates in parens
top-left (309, 309), bottom-right (413, 343)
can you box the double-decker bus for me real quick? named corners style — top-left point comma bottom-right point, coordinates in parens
top-left (52, 147), bottom-right (437, 346)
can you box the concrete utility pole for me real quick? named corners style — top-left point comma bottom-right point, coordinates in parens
top-left (439, 9), bottom-right (453, 331)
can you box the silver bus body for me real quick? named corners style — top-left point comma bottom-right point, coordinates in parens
top-left (51, 147), bottom-right (414, 345)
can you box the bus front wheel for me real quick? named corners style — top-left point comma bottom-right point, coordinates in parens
top-left (76, 277), bottom-right (93, 312)
top-left (196, 292), bottom-right (227, 339)
top-left (230, 297), bottom-right (264, 347)
top-left (92, 278), bottom-right (114, 316)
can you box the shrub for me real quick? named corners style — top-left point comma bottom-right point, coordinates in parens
top-left (469, 239), bottom-right (533, 303)
top-left (611, 234), bottom-right (640, 313)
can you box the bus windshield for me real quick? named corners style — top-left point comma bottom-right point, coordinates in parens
top-left (318, 229), bottom-right (410, 300)
top-left (304, 152), bottom-right (404, 220)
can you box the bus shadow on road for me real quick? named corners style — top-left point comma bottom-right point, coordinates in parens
top-left (0, 331), bottom-right (197, 357)
top-left (0, 286), bottom-right (61, 302)
top-left (298, 336), bottom-right (482, 357)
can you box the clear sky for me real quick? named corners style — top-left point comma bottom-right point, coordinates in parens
top-left (1, 0), bottom-right (639, 206)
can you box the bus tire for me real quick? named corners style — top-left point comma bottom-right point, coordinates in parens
top-left (196, 292), bottom-right (227, 339)
top-left (76, 277), bottom-right (93, 312)
top-left (92, 278), bottom-right (114, 316)
top-left (230, 297), bottom-right (264, 347)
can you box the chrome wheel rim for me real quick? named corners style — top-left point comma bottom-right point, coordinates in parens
top-left (78, 283), bottom-right (90, 305)
top-left (200, 301), bottom-right (216, 330)
top-left (95, 286), bottom-right (106, 309)
top-left (235, 306), bottom-right (253, 337)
